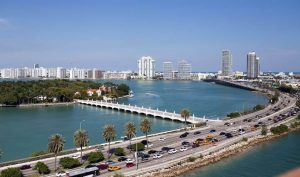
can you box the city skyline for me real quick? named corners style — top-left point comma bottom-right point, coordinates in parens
top-left (0, 0), bottom-right (300, 72)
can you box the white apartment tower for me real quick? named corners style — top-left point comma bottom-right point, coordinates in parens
top-left (178, 60), bottom-right (191, 80)
top-left (138, 56), bottom-right (155, 79)
top-left (247, 51), bottom-right (260, 78)
top-left (163, 62), bottom-right (173, 80)
top-left (222, 50), bottom-right (232, 76)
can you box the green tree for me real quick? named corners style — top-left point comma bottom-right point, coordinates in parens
top-left (124, 122), bottom-right (136, 152)
top-left (114, 147), bottom-right (125, 156)
top-left (48, 134), bottom-right (64, 172)
top-left (87, 151), bottom-right (105, 163)
top-left (180, 108), bottom-right (190, 125)
top-left (102, 124), bottom-right (116, 158)
top-left (296, 100), bottom-right (300, 108)
top-left (140, 118), bottom-right (152, 149)
top-left (0, 168), bottom-right (22, 177)
top-left (33, 162), bottom-right (50, 174)
top-left (59, 157), bottom-right (81, 169)
top-left (74, 129), bottom-right (89, 163)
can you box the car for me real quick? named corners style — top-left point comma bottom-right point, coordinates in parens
top-left (168, 148), bottom-right (177, 154)
top-left (105, 160), bottom-right (115, 165)
top-left (71, 154), bottom-right (80, 159)
top-left (108, 166), bottom-right (121, 171)
top-left (209, 129), bottom-right (216, 133)
top-left (147, 143), bottom-right (154, 147)
top-left (180, 132), bottom-right (189, 138)
top-left (219, 132), bottom-right (226, 135)
top-left (148, 150), bottom-right (158, 154)
top-left (180, 146), bottom-right (188, 152)
top-left (225, 133), bottom-right (233, 138)
top-left (81, 155), bottom-right (88, 161)
top-left (137, 151), bottom-right (146, 157)
top-left (142, 154), bottom-right (150, 161)
top-left (125, 158), bottom-right (135, 163)
top-left (19, 164), bottom-right (31, 170)
top-left (161, 147), bottom-right (171, 152)
top-left (153, 153), bottom-right (163, 159)
top-left (193, 131), bottom-right (201, 135)
top-left (254, 124), bottom-right (260, 128)
top-left (158, 137), bottom-right (166, 141)
top-left (118, 156), bottom-right (128, 162)
top-left (126, 163), bottom-right (136, 168)
top-left (182, 141), bottom-right (191, 146)
top-left (141, 140), bottom-right (150, 145)
top-left (224, 122), bottom-right (230, 126)
top-left (258, 121), bottom-right (263, 125)
top-left (85, 164), bottom-right (96, 169)
top-left (97, 164), bottom-right (109, 170)
top-left (56, 171), bottom-right (66, 177)
top-left (192, 144), bottom-right (200, 148)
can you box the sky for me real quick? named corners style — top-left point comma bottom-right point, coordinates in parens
top-left (0, 0), bottom-right (299, 72)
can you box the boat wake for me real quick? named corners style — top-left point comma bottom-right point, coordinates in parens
top-left (145, 93), bottom-right (159, 97)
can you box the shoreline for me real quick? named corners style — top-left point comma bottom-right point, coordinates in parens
top-left (18, 102), bottom-right (75, 108)
top-left (137, 126), bottom-right (300, 177)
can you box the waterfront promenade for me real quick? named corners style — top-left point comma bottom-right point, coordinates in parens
top-left (76, 100), bottom-right (221, 124)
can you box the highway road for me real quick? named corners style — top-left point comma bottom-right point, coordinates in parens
top-left (0, 92), bottom-right (298, 177)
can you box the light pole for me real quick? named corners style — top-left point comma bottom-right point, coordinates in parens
top-left (132, 133), bottom-right (139, 170)
top-left (80, 120), bottom-right (85, 130)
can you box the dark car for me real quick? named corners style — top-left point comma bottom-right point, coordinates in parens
top-left (141, 140), bottom-right (150, 145)
top-left (209, 129), bottom-right (216, 133)
top-left (148, 150), bottom-right (157, 154)
top-left (142, 154), bottom-right (150, 161)
top-left (97, 164), bottom-right (109, 170)
top-left (118, 156), bottom-right (128, 162)
top-left (126, 163), bottom-right (135, 168)
top-left (137, 151), bottom-right (146, 157)
top-left (254, 124), bottom-right (260, 128)
top-left (161, 147), bottom-right (171, 152)
top-left (81, 155), bottom-right (88, 161)
top-left (225, 133), bottom-right (233, 138)
top-left (105, 160), bottom-right (115, 165)
top-left (192, 144), bottom-right (199, 148)
top-left (180, 132), bottom-right (189, 138)
top-left (19, 165), bottom-right (31, 170)
top-left (193, 131), bottom-right (201, 135)
top-left (182, 141), bottom-right (191, 146)
top-left (224, 122), bottom-right (230, 126)
top-left (219, 132), bottom-right (226, 135)
top-left (85, 164), bottom-right (96, 169)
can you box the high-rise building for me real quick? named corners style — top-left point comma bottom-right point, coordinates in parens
top-left (177, 60), bottom-right (191, 80)
top-left (247, 52), bottom-right (260, 78)
top-left (221, 50), bottom-right (232, 76)
top-left (138, 56), bottom-right (155, 79)
top-left (163, 62), bottom-right (173, 80)
top-left (33, 64), bottom-right (39, 69)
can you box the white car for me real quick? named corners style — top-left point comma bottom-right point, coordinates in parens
top-left (153, 153), bottom-right (163, 159)
top-left (180, 146), bottom-right (188, 152)
top-left (147, 143), bottom-right (154, 147)
top-left (168, 149), bottom-right (177, 154)
top-left (125, 158), bottom-right (135, 163)
top-left (56, 171), bottom-right (66, 177)
top-left (158, 137), bottom-right (166, 141)
top-left (71, 154), bottom-right (80, 159)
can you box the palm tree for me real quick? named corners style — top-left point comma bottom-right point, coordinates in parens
top-left (124, 122), bottom-right (136, 152)
top-left (102, 124), bottom-right (116, 158)
top-left (181, 108), bottom-right (190, 126)
top-left (74, 129), bottom-right (89, 163)
top-left (140, 118), bottom-right (151, 149)
top-left (48, 134), bottom-right (65, 172)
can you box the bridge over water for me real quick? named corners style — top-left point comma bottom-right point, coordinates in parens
top-left (76, 100), bottom-right (221, 124)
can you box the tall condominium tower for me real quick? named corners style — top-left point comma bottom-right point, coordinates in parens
top-left (163, 62), bottom-right (173, 80)
top-left (138, 56), bottom-right (155, 79)
top-left (178, 60), bottom-right (191, 80)
top-left (247, 51), bottom-right (260, 78)
top-left (221, 50), bottom-right (232, 76)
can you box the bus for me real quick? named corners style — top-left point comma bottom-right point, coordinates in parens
top-left (67, 167), bottom-right (100, 177)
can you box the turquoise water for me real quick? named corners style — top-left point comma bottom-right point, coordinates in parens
top-left (0, 80), bottom-right (267, 162)
top-left (181, 131), bottom-right (300, 177)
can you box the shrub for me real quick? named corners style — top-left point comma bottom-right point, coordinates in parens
top-left (296, 100), bottom-right (300, 108)
top-left (33, 162), bottom-right (50, 174)
top-left (194, 122), bottom-right (207, 128)
top-left (270, 124), bottom-right (289, 135)
top-left (227, 112), bottom-right (240, 118)
top-left (242, 137), bottom-right (248, 142)
top-left (114, 147), bottom-right (125, 156)
top-left (188, 157), bottom-right (196, 162)
top-left (113, 173), bottom-right (125, 177)
top-left (297, 114), bottom-right (300, 120)
top-left (199, 154), bottom-right (203, 159)
top-left (0, 168), bottom-right (22, 177)
top-left (253, 104), bottom-right (265, 111)
top-left (128, 143), bottom-right (145, 152)
top-left (87, 152), bottom-right (105, 163)
top-left (31, 151), bottom-right (48, 157)
top-left (59, 157), bottom-right (81, 169)
top-left (290, 122), bottom-right (300, 129)
top-left (261, 125), bottom-right (268, 136)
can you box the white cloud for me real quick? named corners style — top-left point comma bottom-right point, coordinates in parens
top-left (0, 18), bottom-right (9, 28)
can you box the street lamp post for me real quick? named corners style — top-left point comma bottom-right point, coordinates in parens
top-left (80, 120), bottom-right (85, 130)
top-left (132, 133), bottom-right (139, 170)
